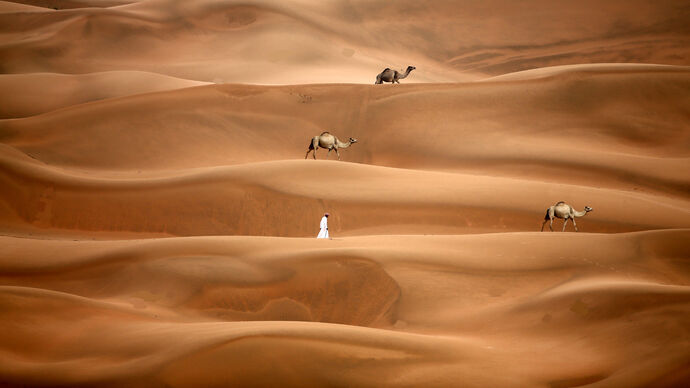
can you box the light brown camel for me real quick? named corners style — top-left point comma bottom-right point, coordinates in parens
top-left (304, 132), bottom-right (357, 160)
top-left (541, 201), bottom-right (593, 232)
top-left (375, 66), bottom-right (416, 84)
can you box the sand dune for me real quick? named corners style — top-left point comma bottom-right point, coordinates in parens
top-left (0, 71), bottom-right (208, 118)
top-left (1, 0), bottom-right (689, 386)
top-left (1, 230), bottom-right (688, 387)
top-left (1, 148), bottom-right (689, 237)
top-left (2, 0), bottom-right (687, 82)
top-left (0, 0), bottom-right (48, 12)
top-left (6, 0), bottom-right (134, 9)
top-left (1, 64), bottom-right (688, 199)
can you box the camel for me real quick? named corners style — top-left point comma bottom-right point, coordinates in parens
top-left (541, 201), bottom-right (593, 232)
top-left (305, 132), bottom-right (357, 160)
top-left (375, 66), bottom-right (416, 84)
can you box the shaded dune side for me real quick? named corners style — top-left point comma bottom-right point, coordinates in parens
top-left (2, 0), bottom-right (688, 82)
top-left (1, 65), bottom-right (688, 197)
top-left (1, 1), bottom-right (689, 387)
top-left (0, 71), bottom-right (209, 119)
top-left (0, 297), bottom-right (484, 388)
top-left (0, 231), bottom-right (688, 387)
top-left (0, 0), bottom-right (49, 12)
top-left (1, 147), bottom-right (688, 237)
top-left (0, 237), bottom-right (401, 326)
top-left (5, 0), bottom-right (134, 9)
top-left (344, 0), bottom-right (690, 76)
top-left (0, 0), bottom-right (459, 84)
top-left (186, 256), bottom-right (400, 326)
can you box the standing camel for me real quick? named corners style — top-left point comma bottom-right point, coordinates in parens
top-left (541, 201), bottom-right (593, 232)
top-left (305, 132), bottom-right (357, 160)
top-left (375, 66), bottom-right (416, 84)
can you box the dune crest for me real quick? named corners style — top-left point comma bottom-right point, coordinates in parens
top-left (1, 231), bottom-right (688, 387)
top-left (1, 150), bottom-right (689, 237)
top-left (3, 0), bottom-right (687, 82)
top-left (1, 0), bottom-right (689, 386)
top-left (0, 71), bottom-right (209, 118)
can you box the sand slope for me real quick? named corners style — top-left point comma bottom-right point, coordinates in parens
top-left (1, 148), bottom-right (689, 237)
top-left (2, 65), bottom-right (688, 185)
top-left (1, 0), bottom-right (688, 82)
top-left (1, 0), bottom-right (689, 387)
top-left (0, 71), bottom-right (208, 118)
top-left (1, 231), bottom-right (689, 387)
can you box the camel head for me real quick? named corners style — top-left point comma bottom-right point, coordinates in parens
top-left (349, 137), bottom-right (358, 144)
top-left (584, 206), bottom-right (593, 212)
top-left (407, 66), bottom-right (416, 71)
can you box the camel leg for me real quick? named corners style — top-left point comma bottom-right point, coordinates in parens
top-left (312, 148), bottom-right (317, 160)
top-left (572, 217), bottom-right (579, 232)
top-left (326, 148), bottom-right (332, 159)
top-left (305, 148), bottom-right (311, 159)
top-left (335, 148), bottom-right (341, 160)
top-left (542, 208), bottom-right (551, 232)
top-left (562, 218), bottom-right (569, 232)
top-left (549, 217), bottom-right (554, 231)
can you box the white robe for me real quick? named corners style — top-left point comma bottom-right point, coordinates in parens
top-left (317, 216), bottom-right (329, 239)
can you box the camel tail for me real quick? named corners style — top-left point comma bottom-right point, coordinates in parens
top-left (543, 209), bottom-right (550, 220)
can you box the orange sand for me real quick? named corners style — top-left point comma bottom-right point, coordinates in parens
top-left (1, 0), bottom-right (689, 387)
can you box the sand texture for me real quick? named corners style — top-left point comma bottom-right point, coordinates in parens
top-left (1, 0), bottom-right (689, 387)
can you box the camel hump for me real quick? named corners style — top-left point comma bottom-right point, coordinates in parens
top-left (320, 131), bottom-right (330, 136)
top-left (555, 201), bottom-right (566, 206)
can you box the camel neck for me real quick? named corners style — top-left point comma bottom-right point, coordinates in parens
top-left (573, 209), bottom-right (588, 217)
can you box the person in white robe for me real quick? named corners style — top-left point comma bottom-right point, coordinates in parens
top-left (317, 213), bottom-right (330, 239)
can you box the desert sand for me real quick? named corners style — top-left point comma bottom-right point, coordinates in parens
top-left (1, 0), bottom-right (689, 387)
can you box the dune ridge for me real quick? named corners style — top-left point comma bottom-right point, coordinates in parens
top-left (5, 0), bottom-right (134, 9)
top-left (1, 0), bottom-right (689, 386)
top-left (1, 230), bottom-right (688, 387)
top-left (1, 65), bottom-right (688, 200)
top-left (2, 147), bottom-right (689, 238)
top-left (0, 71), bottom-right (208, 119)
top-left (2, 0), bottom-right (688, 82)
